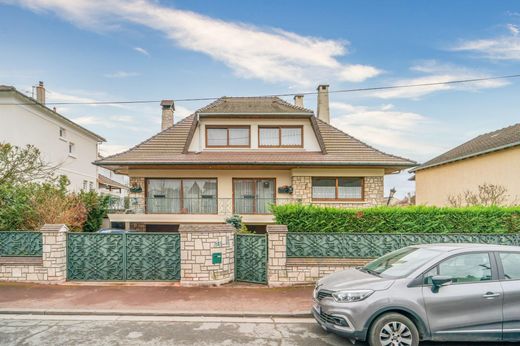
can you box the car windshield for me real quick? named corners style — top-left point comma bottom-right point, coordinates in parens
top-left (362, 247), bottom-right (442, 278)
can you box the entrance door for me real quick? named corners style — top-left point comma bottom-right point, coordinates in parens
top-left (233, 178), bottom-right (275, 214)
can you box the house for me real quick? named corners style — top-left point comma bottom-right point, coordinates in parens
top-left (98, 164), bottom-right (129, 209)
top-left (96, 85), bottom-right (415, 231)
top-left (0, 82), bottom-right (105, 191)
top-left (412, 123), bottom-right (520, 206)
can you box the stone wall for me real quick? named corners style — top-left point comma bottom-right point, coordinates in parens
top-left (292, 175), bottom-right (384, 208)
top-left (0, 224), bottom-right (68, 284)
top-left (129, 176), bottom-right (145, 213)
top-left (179, 224), bottom-right (235, 286)
top-left (267, 225), bottom-right (371, 287)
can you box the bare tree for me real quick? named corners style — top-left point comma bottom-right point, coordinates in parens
top-left (0, 143), bottom-right (60, 186)
top-left (448, 183), bottom-right (509, 207)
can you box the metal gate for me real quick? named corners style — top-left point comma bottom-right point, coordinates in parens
top-left (235, 234), bottom-right (267, 284)
top-left (67, 233), bottom-right (180, 281)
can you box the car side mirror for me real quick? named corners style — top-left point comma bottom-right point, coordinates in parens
top-left (431, 275), bottom-right (452, 293)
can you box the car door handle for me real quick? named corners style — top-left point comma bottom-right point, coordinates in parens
top-left (482, 292), bottom-right (501, 299)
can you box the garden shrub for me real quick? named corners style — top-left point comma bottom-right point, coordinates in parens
top-left (271, 204), bottom-right (520, 233)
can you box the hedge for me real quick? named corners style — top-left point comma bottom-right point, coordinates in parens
top-left (271, 204), bottom-right (520, 233)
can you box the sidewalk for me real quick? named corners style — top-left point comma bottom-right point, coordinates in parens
top-left (0, 282), bottom-right (314, 317)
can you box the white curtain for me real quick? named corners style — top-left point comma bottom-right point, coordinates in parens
top-left (207, 128), bottom-right (227, 146)
top-left (229, 128), bottom-right (249, 146)
top-left (147, 179), bottom-right (181, 213)
top-left (259, 128), bottom-right (279, 146)
top-left (338, 178), bottom-right (362, 199)
top-left (281, 127), bottom-right (301, 146)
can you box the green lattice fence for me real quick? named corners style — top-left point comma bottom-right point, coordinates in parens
top-left (67, 233), bottom-right (180, 281)
top-left (0, 231), bottom-right (42, 257)
top-left (235, 234), bottom-right (267, 284)
top-left (287, 233), bottom-right (520, 258)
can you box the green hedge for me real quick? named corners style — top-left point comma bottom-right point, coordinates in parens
top-left (271, 204), bottom-right (520, 233)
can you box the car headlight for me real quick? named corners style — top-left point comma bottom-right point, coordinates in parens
top-left (332, 290), bottom-right (374, 303)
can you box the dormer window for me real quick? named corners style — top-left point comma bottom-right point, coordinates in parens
top-left (259, 126), bottom-right (303, 147)
top-left (206, 126), bottom-right (250, 148)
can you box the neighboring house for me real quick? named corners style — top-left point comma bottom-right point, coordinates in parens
top-left (0, 82), bottom-right (105, 191)
top-left (412, 123), bottom-right (520, 206)
top-left (98, 164), bottom-right (129, 210)
top-left (96, 85), bottom-right (415, 231)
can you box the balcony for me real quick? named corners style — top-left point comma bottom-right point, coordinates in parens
top-left (108, 197), bottom-right (298, 216)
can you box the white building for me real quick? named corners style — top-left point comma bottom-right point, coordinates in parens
top-left (0, 82), bottom-right (105, 191)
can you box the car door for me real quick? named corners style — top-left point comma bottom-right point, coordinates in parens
top-left (496, 251), bottom-right (520, 341)
top-left (422, 251), bottom-right (503, 342)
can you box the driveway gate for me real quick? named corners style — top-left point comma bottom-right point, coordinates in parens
top-left (67, 233), bottom-right (180, 281)
top-left (235, 234), bottom-right (267, 284)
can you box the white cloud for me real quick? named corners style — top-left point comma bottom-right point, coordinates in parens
top-left (8, 0), bottom-right (381, 86)
top-left (104, 71), bottom-right (140, 78)
top-left (133, 47), bottom-right (150, 56)
top-left (452, 25), bottom-right (520, 60)
top-left (99, 143), bottom-right (129, 157)
top-left (330, 101), bottom-right (443, 158)
top-left (371, 61), bottom-right (508, 99)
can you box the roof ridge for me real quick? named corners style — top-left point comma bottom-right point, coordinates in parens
top-left (272, 96), bottom-right (314, 113)
top-left (97, 114), bottom-right (195, 163)
top-left (316, 118), bottom-right (416, 164)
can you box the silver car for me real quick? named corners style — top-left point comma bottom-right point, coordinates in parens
top-left (313, 243), bottom-right (520, 346)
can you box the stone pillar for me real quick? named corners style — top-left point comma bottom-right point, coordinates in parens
top-left (291, 176), bottom-right (312, 204)
top-left (129, 176), bottom-right (145, 213)
top-left (179, 224), bottom-right (235, 286)
top-left (364, 176), bottom-right (384, 206)
top-left (267, 225), bottom-right (289, 287)
top-left (40, 224), bottom-right (68, 283)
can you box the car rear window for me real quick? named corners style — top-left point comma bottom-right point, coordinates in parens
top-left (499, 252), bottom-right (520, 280)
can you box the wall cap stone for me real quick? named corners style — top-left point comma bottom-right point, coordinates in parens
top-left (267, 225), bottom-right (288, 233)
top-left (40, 224), bottom-right (69, 233)
top-left (178, 224), bottom-right (235, 233)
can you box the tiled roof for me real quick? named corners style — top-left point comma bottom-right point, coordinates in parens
top-left (197, 96), bottom-right (313, 114)
top-left (98, 174), bottom-right (128, 190)
top-left (412, 123), bottom-right (520, 172)
top-left (96, 102), bottom-right (415, 168)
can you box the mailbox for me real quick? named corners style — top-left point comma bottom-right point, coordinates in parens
top-left (212, 252), bottom-right (222, 264)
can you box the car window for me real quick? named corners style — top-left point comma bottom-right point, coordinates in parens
top-left (499, 252), bottom-right (520, 280)
top-left (437, 253), bottom-right (492, 284)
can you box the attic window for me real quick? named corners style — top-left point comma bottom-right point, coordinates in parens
top-left (259, 126), bottom-right (303, 147)
top-left (206, 126), bottom-right (250, 148)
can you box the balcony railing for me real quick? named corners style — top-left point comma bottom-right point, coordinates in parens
top-left (108, 197), bottom-right (299, 215)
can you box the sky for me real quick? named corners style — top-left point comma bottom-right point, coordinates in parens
top-left (1, 0), bottom-right (520, 198)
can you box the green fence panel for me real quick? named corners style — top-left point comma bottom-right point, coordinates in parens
top-left (235, 234), bottom-right (267, 284)
top-left (0, 231), bottom-right (42, 257)
top-left (67, 233), bottom-right (125, 281)
top-left (125, 233), bottom-right (180, 281)
top-left (287, 233), bottom-right (520, 258)
top-left (67, 233), bottom-right (181, 281)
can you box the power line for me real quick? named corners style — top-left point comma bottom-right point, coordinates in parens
top-left (1, 73), bottom-right (519, 106)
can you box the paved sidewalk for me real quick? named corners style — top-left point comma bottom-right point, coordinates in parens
top-left (0, 282), bottom-right (313, 317)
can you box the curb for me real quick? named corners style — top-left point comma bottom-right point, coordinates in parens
top-left (0, 309), bottom-right (312, 318)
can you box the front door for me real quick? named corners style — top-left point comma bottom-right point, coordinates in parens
top-left (233, 178), bottom-right (275, 214)
top-left (422, 252), bottom-right (503, 342)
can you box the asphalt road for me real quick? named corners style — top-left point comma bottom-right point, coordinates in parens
top-left (0, 315), bottom-right (508, 346)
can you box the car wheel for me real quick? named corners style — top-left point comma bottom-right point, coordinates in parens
top-left (368, 313), bottom-right (419, 346)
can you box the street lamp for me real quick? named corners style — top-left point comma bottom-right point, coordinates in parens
top-left (387, 187), bottom-right (397, 206)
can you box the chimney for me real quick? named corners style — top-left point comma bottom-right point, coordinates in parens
top-left (316, 84), bottom-right (330, 123)
top-left (160, 99), bottom-right (175, 130)
top-left (36, 81), bottom-right (46, 104)
top-left (293, 94), bottom-right (304, 108)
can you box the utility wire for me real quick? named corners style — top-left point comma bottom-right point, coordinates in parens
top-left (1, 73), bottom-right (519, 106)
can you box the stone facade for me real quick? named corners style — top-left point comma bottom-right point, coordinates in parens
top-left (292, 175), bottom-right (384, 208)
top-left (266, 225), bottom-right (371, 287)
top-left (0, 224), bottom-right (68, 284)
top-left (129, 222), bottom-right (146, 232)
top-left (129, 176), bottom-right (145, 213)
top-left (179, 224), bottom-right (235, 286)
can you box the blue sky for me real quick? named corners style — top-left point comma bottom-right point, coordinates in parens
top-left (1, 1), bottom-right (520, 197)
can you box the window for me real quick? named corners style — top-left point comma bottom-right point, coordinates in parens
top-left (233, 178), bottom-right (275, 214)
top-left (499, 252), bottom-right (520, 280)
top-left (258, 126), bottom-right (303, 147)
top-left (89, 181), bottom-right (94, 191)
top-left (425, 253), bottom-right (493, 284)
top-left (206, 126), bottom-right (250, 147)
top-left (59, 127), bottom-right (66, 138)
top-left (312, 177), bottom-right (364, 200)
top-left (146, 178), bottom-right (217, 214)
top-left (68, 142), bottom-right (75, 155)
top-left (83, 180), bottom-right (88, 191)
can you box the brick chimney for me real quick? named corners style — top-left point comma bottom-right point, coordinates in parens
top-left (160, 100), bottom-right (175, 130)
top-left (293, 94), bottom-right (304, 108)
top-left (316, 84), bottom-right (330, 123)
top-left (36, 81), bottom-right (46, 104)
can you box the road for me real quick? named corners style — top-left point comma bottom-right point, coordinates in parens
top-left (0, 314), bottom-right (507, 346)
